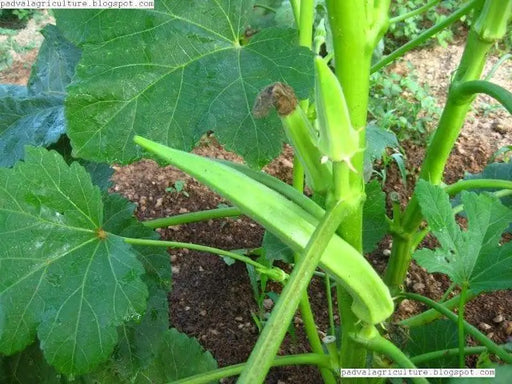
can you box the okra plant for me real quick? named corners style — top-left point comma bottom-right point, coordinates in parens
top-left (0, 0), bottom-right (512, 383)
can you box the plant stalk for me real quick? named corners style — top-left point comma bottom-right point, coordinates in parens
top-left (385, 1), bottom-right (512, 293)
top-left (458, 282), bottom-right (469, 368)
top-left (237, 201), bottom-right (346, 383)
top-left (123, 238), bottom-right (286, 280)
top-left (172, 353), bottom-right (330, 384)
top-left (389, 0), bottom-right (441, 24)
top-left (350, 326), bottom-right (429, 384)
top-left (142, 207), bottom-right (241, 228)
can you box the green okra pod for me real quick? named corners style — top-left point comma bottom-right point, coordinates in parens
top-left (314, 56), bottom-right (360, 169)
top-left (134, 135), bottom-right (394, 324)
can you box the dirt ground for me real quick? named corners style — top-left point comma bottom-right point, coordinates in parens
top-left (1, 15), bottom-right (511, 384)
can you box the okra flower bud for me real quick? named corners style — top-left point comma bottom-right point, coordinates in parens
top-left (314, 56), bottom-right (359, 169)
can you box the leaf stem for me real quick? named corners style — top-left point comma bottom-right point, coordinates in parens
top-left (401, 292), bottom-right (512, 364)
top-left (444, 178), bottom-right (512, 196)
top-left (172, 353), bottom-right (330, 384)
top-left (325, 274), bottom-right (335, 336)
top-left (238, 200), bottom-right (346, 383)
top-left (458, 282), bottom-right (469, 367)
top-left (122, 237), bottom-right (284, 278)
top-left (398, 289), bottom-right (476, 328)
top-left (452, 80), bottom-right (512, 114)
top-left (410, 346), bottom-right (491, 365)
top-left (371, 0), bottom-right (478, 73)
top-left (142, 207), bottom-right (241, 228)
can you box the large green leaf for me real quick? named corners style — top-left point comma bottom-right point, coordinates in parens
top-left (54, 1), bottom-right (314, 167)
top-left (414, 181), bottom-right (512, 292)
top-left (0, 147), bottom-right (149, 375)
top-left (0, 25), bottom-right (80, 168)
top-left (363, 179), bottom-right (388, 254)
top-left (406, 320), bottom-right (459, 368)
top-left (460, 162), bottom-right (512, 232)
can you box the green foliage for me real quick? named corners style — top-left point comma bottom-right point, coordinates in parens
top-left (0, 147), bottom-right (149, 374)
top-left (369, 62), bottom-right (441, 142)
top-left (386, 0), bottom-right (466, 51)
top-left (414, 181), bottom-right (512, 293)
top-left (0, 25), bottom-right (80, 167)
top-left (54, 1), bottom-right (314, 168)
top-left (406, 320), bottom-right (459, 368)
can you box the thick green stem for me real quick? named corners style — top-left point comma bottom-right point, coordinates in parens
top-left (326, 2), bottom-right (391, 378)
top-left (385, 3), bottom-right (511, 293)
top-left (142, 207), bottom-right (241, 228)
top-left (372, 0), bottom-right (479, 73)
top-left (389, 0), bottom-right (441, 24)
top-left (350, 326), bottom-right (429, 384)
top-left (458, 282), bottom-right (469, 367)
top-left (237, 201), bottom-right (346, 383)
top-left (172, 353), bottom-right (330, 384)
top-left (401, 292), bottom-right (512, 364)
top-left (123, 238), bottom-right (286, 280)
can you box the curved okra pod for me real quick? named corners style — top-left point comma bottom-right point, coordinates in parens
top-left (134, 136), bottom-right (393, 324)
top-left (252, 82), bottom-right (333, 194)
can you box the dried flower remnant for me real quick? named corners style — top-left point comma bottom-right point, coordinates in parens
top-left (252, 82), bottom-right (298, 118)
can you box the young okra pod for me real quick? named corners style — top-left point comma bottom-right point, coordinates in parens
top-left (314, 56), bottom-right (360, 169)
top-left (253, 82), bottom-right (333, 194)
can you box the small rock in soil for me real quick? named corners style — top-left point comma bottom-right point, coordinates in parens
top-left (478, 322), bottom-right (492, 331)
top-left (493, 314), bottom-right (504, 323)
top-left (505, 322), bottom-right (512, 336)
top-left (412, 282), bottom-right (425, 292)
top-left (263, 298), bottom-right (273, 310)
top-left (235, 316), bottom-right (243, 322)
top-left (171, 265), bottom-right (180, 274)
top-left (200, 309), bottom-right (207, 316)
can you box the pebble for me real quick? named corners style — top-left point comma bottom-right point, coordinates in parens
top-left (185, 306), bottom-right (190, 311)
top-left (198, 266), bottom-right (204, 272)
top-left (383, 249), bottom-right (391, 256)
top-left (170, 254), bottom-right (177, 262)
top-left (478, 322), bottom-right (492, 331)
top-left (235, 316), bottom-right (243, 322)
top-left (155, 197), bottom-right (163, 208)
top-left (171, 266), bottom-right (180, 274)
top-left (505, 321), bottom-right (512, 336)
top-left (238, 324), bottom-right (244, 329)
top-left (178, 207), bottom-right (188, 214)
top-left (412, 283), bottom-right (425, 292)
top-left (209, 329), bottom-right (219, 335)
top-left (200, 309), bottom-right (207, 316)
top-left (263, 298), bottom-right (273, 310)
top-left (493, 314), bottom-right (504, 323)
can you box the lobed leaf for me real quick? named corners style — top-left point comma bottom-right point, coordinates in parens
top-left (55, 0), bottom-right (314, 167)
top-left (0, 147), bottom-right (149, 375)
top-left (414, 180), bottom-right (512, 292)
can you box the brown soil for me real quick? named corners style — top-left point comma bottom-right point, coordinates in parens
top-left (2, 19), bottom-right (511, 383)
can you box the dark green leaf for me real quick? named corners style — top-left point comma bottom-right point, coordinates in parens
top-left (0, 88), bottom-right (64, 167)
top-left (461, 162), bottom-right (512, 232)
top-left (263, 230), bottom-right (294, 263)
top-left (0, 25), bottom-right (80, 168)
top-left (27, 25), bottom-right (81, 96)
top-left (448, 364), bottom-right (512, 383)
top-left (135, 328), bottom-right (217, 383)
top-left (406, 319), bottom-right (459, 369)
top-left (414, 181), bottom-right (512, 292)
top-left (0, 147), bottom-right (149, 375)
top-left (0, 342), bottom-right (62, 384)
top-left (363, 180), bottom-right (388, 254)
top-left (364, 123), bottom-right (399, 181)
top-left (55, 1), bottom-right (314, 167)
